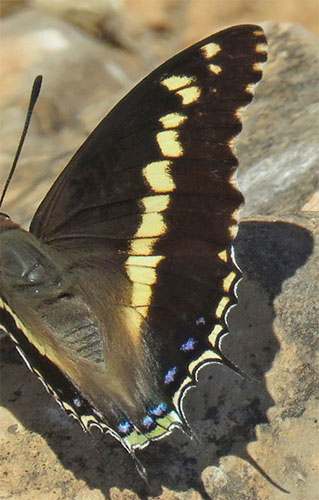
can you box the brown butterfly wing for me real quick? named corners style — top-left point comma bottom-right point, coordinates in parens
top-left (27, 25), bottom-right (267, 448)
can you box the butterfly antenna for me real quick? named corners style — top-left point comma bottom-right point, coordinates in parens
top-left (0, 75), bottom-right (43, 210)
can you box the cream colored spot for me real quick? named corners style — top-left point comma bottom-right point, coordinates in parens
top-left (229, 224), bottom-right (238, 239)
top-left (125, 409), bottom-right (182, 446)
top-left (126, 255), bottom-right (164, 267)
top-left (141, 195), bottom-right (170, 213)
top-left (32, 367), bottom-right (42, 378)
top-left (157, 410), bottom-right (183, 429)
top-left (256, 43), bottom-right (267, 54)
top-left (209, 324), bottom-right (223, 346)
top-left (208, 64), bottom-right (222, 75)
top-left (216, 296), bottom-right (230, 318)
top-left (161, 75), bottom-right (194, 91)
top-left (126, 266), bottom-right (157, 285)
top-left (176, 86), bottom-right (201, 105)
top-left (189, 350), bottom-right (222, 374)
top-left (63, 401), bottom-right (75, 414)
top-left (129, 238), bottom-right (158, 255)
top-left (1, 300), bottom-right (24, 333)
top-left (253, 29), bottom-right (265, 37)
top-left (201, 42), bottom-right (221, 59)
top-left (130, 283), bottom-right (153, 307)
top-left (231, 208), bottom-right (240, 223)
top-left (136, 306), bottom-right (150, 317)
top-left (218, 250), bottom-right (228, 262)
top-left (228, 213), bottom-right (240, 237)
top-left (223, 272), bottom-right (237, 292)
top-left (143, 160), bottom-right (175, 193)
top-left (228, 138), bottom-right (236, 154)
top-left (80, 415), bottom-right (96, 429)
top-left (253, 61), bottom-right (264, 72)
top-left (235, 105), bottom-right (246, 120)
top-left (125, 307), bottom-right (148, 343)
top-left (98, 422), bottom-right (110, 432)
top-left (229, 171), bottom-right (238, 188)
top-left (173, 376), bottom-right (192, 411)
top-left (135, 213), bottom-right (166, 238)
top-left (156, 130), bottom-right (183, 157)
top-left (246, 82), bottom-right (257, 94)
top-left (159, 112), bottom-right (187, 129)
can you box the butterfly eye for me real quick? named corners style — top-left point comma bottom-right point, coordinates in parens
top-left (0, 212), bottom-right (10, 221)
top-left (24, 263), bottom-right (47, 284)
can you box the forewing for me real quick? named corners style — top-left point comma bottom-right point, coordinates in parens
top-left (29, 25), bottom-right (267, 448)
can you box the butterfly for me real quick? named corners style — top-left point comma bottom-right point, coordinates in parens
top-left (0, 24), bottom-right (267, 478)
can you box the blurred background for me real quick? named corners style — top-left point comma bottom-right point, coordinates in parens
top-left (1, 0), bottom-right (318, 49)
top-left (0, 0), bottom-right (318, 227)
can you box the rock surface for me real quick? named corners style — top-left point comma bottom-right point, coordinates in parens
top-left (238, 22), bottom-right (319, 217)
top-left (0, 5), bottom-right (318, 500)
top-left (0, 9), bottom-right (147, 228)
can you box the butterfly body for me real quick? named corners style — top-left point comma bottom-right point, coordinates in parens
top-left (0, 25), bottom-right (267, 458)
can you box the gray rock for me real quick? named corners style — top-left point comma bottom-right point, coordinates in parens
top-left (0, 9), bottom-right (146, 227)
top-left (31, 0), bottom-right (131, 48)
top-left (238, 22), bottom-right (319, 216)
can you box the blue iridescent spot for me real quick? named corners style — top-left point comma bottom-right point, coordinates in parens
top-left (180, 337), bottom-right (197, 352)
top-left (73, 397), bottom-right (82, 407)
top-left (118, 420), bottom-right (133, 435)
top-left (164, 366), bottom-right (178, 384)
top-left (196, 316), bottom-right (206, 325)
top-left (149, 402), bottom-right (168, 417)
top-left (142, 415), bottom-right (156, 429)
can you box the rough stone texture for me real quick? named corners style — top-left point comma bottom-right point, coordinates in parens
top-left (183, 0), bottom-right (319, 45)
top-left (302, 191), bottom-right (319, 211)
top-left (238, 22), bottom-right (319, 217)
top-left (0, 6), bottom-right (318, 500)
top-left (0, 9), bottom-right (147, 229)
top-left (3, 1), bottom-right (317, 53)
top-left (31, 0), bottom-right (141, 51)
top-left (0, 0), bottom-right (28, 17)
